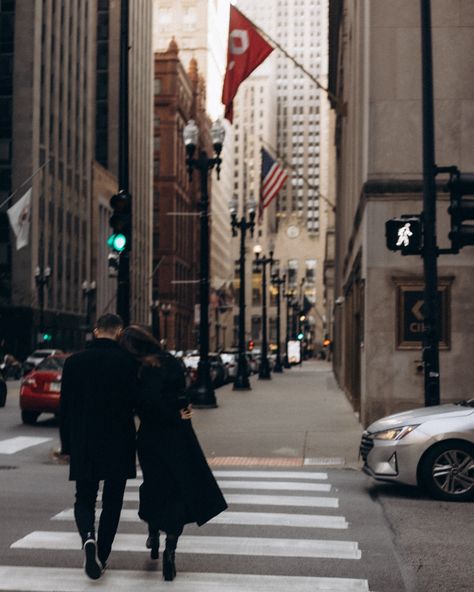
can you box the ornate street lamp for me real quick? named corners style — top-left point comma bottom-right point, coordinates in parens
top-left (253, 245), bottom-right (273, 380)
top-left (271, 268), bottom-right (285, 373)
top-left (183, 118), bottom-right (225, 408)
top-left (229, 195), bottom-right (256, 390)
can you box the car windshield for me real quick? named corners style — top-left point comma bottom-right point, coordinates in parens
top-left (37, 357), bottom-right (66, 371)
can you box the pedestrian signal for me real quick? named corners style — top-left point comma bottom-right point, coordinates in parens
top-left (385, 216), bottom-right (422, 255)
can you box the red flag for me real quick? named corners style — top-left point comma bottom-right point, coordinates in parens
top-left (222, 6), bottom-right (273, 123)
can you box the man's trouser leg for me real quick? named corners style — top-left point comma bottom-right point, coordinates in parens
top-left (97, 479), bottom-right (127, 564)
top-left (74, 480), bottom-right (100, 544)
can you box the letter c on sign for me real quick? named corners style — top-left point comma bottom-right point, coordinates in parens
top-left (230, 30), bottom-right (249, 55)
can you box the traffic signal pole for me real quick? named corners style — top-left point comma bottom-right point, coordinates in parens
top-left (117, 0), bottom-right (130, 325)
top-left (420, 0), bottom-right (440, 406)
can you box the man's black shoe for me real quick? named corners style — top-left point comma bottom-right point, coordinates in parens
top-left (83, 539), bottom-right (103, 580)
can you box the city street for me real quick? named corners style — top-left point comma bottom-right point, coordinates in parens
top-left (0, 362), bottom-right (472, 592)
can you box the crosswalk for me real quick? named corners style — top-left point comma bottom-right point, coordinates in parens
top-left (5, 468), bottom-right (371, 591)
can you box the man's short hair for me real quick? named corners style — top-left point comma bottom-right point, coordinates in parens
top-left (95, 313), bottom-right (123, 332)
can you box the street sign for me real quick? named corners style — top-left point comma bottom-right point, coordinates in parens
top-left (396, 283), bottom-right (451, 350)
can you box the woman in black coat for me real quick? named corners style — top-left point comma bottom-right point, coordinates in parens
top-left (119, 325), bottom-right (227, 581)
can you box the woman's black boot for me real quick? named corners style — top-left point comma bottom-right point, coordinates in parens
top-left (145, 530), bottom-right (160, 560)
top-left (163, 534), bottom-right (178, 581)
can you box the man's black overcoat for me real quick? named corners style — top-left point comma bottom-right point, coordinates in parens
top-left (60, 338), bottom-right (137, 481)
top-left (136, 354), bottom-right (228, 530)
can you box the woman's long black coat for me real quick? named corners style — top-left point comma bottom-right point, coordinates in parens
top-left (60, 339), bottom-right (137, 482)
top-left (136, 354), bottom-right (227, 531)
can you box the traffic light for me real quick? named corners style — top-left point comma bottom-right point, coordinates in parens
top-left (297, 332), bottom-right (304, 341)
top-left (108, 190), bottom-right (132, 252)
top-left (385, 215), bottom-right (422, 255)
top-left (447, 171), bottom-right (474, 251)
top-left (42, 332), bottom-right (52, 343)
top-left (248, 340), bottom-right (255, 351)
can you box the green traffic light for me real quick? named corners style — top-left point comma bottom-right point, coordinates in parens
top-left (297, 332), bottom-right (304, 341)
top-left (107, 233), bottom-right (127, 252)
top-left (43, 333), bottom-right (52, 342)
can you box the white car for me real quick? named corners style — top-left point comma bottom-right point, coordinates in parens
top-left (360, 399), bottom-right (474, 501)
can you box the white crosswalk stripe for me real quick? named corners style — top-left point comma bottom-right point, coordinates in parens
top-left (53, 508), bottom-right (349, 529)
top-left (0, 436), bottom-right (52, 455)
top-left (6, 468), bottom-right (371, 591)
top-left (0, 567), bottom-right (370, 591)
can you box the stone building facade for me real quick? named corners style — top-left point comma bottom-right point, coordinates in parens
top-left (329, 0), bottom-right (474, 425)
top-left (153, 41), bottom-right (213, 351)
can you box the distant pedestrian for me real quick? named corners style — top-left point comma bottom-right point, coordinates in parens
top-left (119, 325), bottom-right (228, 581)
top-left (60, 313), bottom-right (137, 580)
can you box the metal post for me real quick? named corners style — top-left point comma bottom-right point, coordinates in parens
top-left (192, 151), bottom-right (217, 408)
top-left (283, 291), bottom-right (292, 368)
top-left (234, 217), bottom-right (251, 390)
top-left (420, 0), bottom-right (440, 406)
top-left (117, 0), bottom-right (130, 325)
top-left (256, 253), bottom-right (272, 380)
top-left (272, 274), bottom-right (284, 373)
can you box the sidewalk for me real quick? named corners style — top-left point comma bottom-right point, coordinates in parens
top-left (191, 360), bottom-right (363, 469)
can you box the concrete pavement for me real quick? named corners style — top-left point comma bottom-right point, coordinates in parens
top-left (191, 360), bottom-right (363, 468)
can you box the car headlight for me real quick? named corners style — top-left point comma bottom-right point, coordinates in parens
top-left (373, 425), bottom-right (419, 440)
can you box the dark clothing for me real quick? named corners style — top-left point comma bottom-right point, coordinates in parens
top-left (136, 353), bottom-right (227, 533)
top-left (74, 479), bottom-right (126, 564)
top-left (60, 338), bottom-right (137, 481)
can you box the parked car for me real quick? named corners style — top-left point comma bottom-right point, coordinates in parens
top-left (23, 349), bottom-right (64, 375)
top-left (209, 353), bottom-right (228, 386)
top-left (0, 375), bottom-right (7, 408)
top-left (182, 354), bottom-right (218, 387)
top-left (360, 399), bottom-right (474, 501)
top-left (220, 352), bottom-right (239, 382)
top-left (19, 354), bottom-right (68, 424)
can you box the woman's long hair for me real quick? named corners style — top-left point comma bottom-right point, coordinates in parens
top-left (119, 324), bottom-right (163, 366)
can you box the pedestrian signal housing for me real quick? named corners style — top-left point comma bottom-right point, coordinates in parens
top-left (385, 216), bottom-right (422, 255)
top-left (446, 170), bottom-right (474, 251)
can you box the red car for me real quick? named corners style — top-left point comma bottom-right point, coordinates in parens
top-left (20, 355), bottom-right (69, 424)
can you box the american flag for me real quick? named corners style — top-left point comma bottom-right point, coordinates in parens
top-left (259, 148), bottom-right (288, 218)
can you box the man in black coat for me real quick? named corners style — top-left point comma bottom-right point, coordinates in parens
top-left (60, 313), bottom-right (137, 580)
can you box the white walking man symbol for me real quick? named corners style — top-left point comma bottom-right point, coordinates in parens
top-left (396, 223), bottom-right (413, 247)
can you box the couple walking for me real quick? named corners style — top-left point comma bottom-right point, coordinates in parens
top-left (59, 313), bottom-right (227, 581)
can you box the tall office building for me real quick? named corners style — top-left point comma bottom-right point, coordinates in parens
top-left (234, 0), bottom-right (332, 351)
top-left (0, 0), bottom-right (153, 357)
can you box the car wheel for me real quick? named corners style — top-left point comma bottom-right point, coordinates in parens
top-left (21, 410), bottom-right (40, 425)
top-left (420, 441), bottom-right (474, 501)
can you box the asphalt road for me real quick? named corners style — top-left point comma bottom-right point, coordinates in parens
top-left (0, 370), bottom-right (473, 591)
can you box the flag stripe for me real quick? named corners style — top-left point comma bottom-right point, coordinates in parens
top-left (260, 148), bottom-right (288, 214)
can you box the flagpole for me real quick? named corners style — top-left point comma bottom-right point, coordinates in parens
top-left (0, 159), bottom-right (50, 211)
top-left (233, 5), bottom-right (339, 106)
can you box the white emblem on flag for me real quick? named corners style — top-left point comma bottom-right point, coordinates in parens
top-left (7, 188), bottom-right (32, 251)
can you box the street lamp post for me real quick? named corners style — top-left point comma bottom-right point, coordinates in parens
top-left (35, 266), bottom-right (51, 344)
top-left (150, 299), bottom-right (161, 342)
top-left (253, 245), bottom-right (273, 380)
top-left (283, 287), bottom-right (295, 368)
top-left (161, 303), bottom-right (171, 348)
top-left (229, 195), bottom-right (256, 390)
top-left (81, 280), bottom-right (97, 333)
top-left (183, 118), bottom-right (225, 408)
top-left (271, 270), bottom-right (285, 373)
